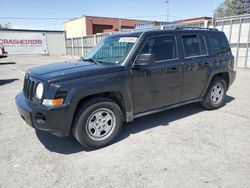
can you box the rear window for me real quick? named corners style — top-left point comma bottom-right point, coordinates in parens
top-left (209, 32), bottom-right (231, 55)
top-left (182, 34), bottom-right (207, 58)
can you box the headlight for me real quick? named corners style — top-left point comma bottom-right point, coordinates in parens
top-left (35, 83), bottom-right (43, 99)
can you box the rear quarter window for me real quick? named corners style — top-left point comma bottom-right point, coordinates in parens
top-left (209, 32), bottom-right (231, 56)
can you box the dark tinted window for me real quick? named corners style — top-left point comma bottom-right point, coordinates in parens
top-left (182, 35), bottom-right (207, 58)
top-left (141, 36), bottom-right (177, 61)
top-left (209, 32), bottom-right (231, 55)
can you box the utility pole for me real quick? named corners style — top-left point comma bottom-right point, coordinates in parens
top-left (164, 0), bottom-right (170, 22)
top-left (119, 17), bottom-right (121, 31)
top-left (212, 0), bottom-right (217, 28)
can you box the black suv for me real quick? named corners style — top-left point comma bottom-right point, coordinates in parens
top-left (16, 28), bottom-right (236, 149)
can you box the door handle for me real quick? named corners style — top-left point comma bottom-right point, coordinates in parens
top-left (170, 66), bottom-right (177, 70)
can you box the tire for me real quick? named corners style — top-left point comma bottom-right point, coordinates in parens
top-left (201, 77), bottom-right (227, 110)
top-left (72, 97), bottom-right (123, 149)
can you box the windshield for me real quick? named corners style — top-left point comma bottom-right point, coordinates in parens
top-left (84, 36), bottom-right (138, 64)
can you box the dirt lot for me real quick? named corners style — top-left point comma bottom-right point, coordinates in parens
top-left (0, 55), bottom-right (250, 188)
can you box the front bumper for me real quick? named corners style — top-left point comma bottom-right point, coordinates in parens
top-left (15, 91), bottom-right (72, 136)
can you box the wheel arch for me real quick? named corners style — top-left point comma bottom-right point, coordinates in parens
top-left (214, 72), bottom-right (229, 89)
top-left (202, 71), bottom-right (229, 97)
top-left (72, 91), bottom-right (127, 126)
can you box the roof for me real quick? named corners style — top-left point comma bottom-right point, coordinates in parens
top-left (0, 28), bottom-right (64, 33)
top-left (176, 16), bottom-right (212, 23)
top-left (140, 28), bottom-right (219, 35)
top-left (108, 28), bottom-right (219, 38)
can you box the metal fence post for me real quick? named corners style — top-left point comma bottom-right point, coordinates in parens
top-left (71, 38), bottom-right (74, 56)
top-left (221, 20), bottom-right (224, 31)
top-left (81, 36), bottom-right (84, 56)
top-left (245, 20), bottom-right (250, 68)
top-left (229, 19), bottom-right (233, 43)
top-left (236, 18), bottom-right (243, 67)
top-left (94, 34), bottom-right (97, 46)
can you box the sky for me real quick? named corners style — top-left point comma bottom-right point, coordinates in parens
top-left (0, 0), bottom-right (224, 30)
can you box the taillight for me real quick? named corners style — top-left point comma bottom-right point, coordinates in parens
top-left (2, 47), bottom-right (5, 53)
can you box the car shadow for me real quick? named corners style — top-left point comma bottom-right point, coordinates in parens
top-left (118, 95), bottom-right (235, 142)
top-left (36, 130), bottom-right (87, 154)
top-left (0, 78), bottom-right (19, 86)
top-left (0, 62), bottom-right (16, 65)
top-left (36, 95), bottom-right (235, 154)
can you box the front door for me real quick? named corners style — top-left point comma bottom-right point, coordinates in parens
top-left (132, 35), bottom-right (183, 114)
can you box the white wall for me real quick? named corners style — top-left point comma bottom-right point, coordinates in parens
top-left (0, 30), bottom-right (66, 56)
top-left (216, 15), bottom-right (250, 68)
top-left (63, 17), bottom-right (86, 38)
top-left (46, 32), bottom-right (66, 55)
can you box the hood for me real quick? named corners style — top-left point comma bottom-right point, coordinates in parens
top-left (28, 60), bottom-right (124, 82)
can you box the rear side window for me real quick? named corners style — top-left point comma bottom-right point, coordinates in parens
top-left (209, 32), bottom-right (231, 55)
top-left (141, 36), bottom-right (177, 62)
top-left (182, 34), bottom-right (207, 58)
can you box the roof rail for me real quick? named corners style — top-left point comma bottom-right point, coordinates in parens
top-left (175, 27), bottom-right (218, 31)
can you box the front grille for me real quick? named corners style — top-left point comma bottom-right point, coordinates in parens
top-left (23, 74), bottom-right (37, 103)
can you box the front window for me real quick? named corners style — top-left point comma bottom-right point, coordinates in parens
top-left (84, 35), bottom-right (138, 64)
top-left (141, 36), bottom-right (178, 62)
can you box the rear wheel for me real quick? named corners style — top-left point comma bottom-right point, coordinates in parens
top-left (72, 97), bottom-right (123, 149)
top-left (201, 77), bottom-right (227, 110)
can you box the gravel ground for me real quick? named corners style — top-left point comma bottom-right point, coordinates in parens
top-left (0, 55), bottom-right (250, 188)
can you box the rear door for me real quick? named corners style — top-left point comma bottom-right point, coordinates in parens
top-left (180, 32), bottom-right (210, 101)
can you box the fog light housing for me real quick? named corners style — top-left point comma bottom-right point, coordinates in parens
top-left (35, 113), bottom-right (46, 124)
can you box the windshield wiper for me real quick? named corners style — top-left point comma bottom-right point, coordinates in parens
top-left (82, 58), bottom-right (99, 64)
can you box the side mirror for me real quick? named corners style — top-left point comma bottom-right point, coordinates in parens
top-left (134, 53), bottom-right (156, 66)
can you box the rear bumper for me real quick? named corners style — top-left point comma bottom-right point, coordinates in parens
top-left (15, 91), bottom-right (72, 137)
top-left (229, 70), bottom-right (236, 87)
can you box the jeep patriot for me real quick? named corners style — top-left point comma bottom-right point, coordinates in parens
top-left (16, 28), bottom-right (236, 149)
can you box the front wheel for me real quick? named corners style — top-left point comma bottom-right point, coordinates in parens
top-left (72, 97), bottom-right (123, 149)
top-left (201, 77), bottom-right (227, 110)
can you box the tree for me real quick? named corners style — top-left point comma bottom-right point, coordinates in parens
top-left (214, 0), bottom-right (250, 18)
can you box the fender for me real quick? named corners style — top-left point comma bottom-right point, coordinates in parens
top-left (61, 70), bottom-right (134, 131)
top-left (201, 63), bottom-right (229, 97)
